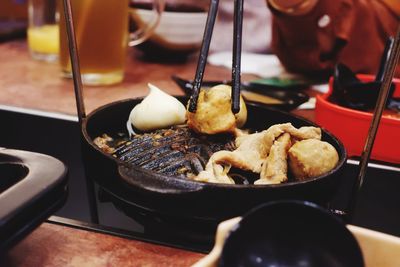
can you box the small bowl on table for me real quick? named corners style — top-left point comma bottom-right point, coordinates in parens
top-left (315, 74), bottom-right (400, 164)
top-left (129, 1), bottom-right (208, 61)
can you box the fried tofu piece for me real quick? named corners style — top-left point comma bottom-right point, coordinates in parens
top-left (288, 139), bottom-right (339, 180)
top-left (187, 85), bottom-right (247, 134)
top-left (255, 133), bottom-right (292, 185)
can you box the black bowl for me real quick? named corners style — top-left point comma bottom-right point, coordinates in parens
top-left (219, 200), bottom-right (364, 267)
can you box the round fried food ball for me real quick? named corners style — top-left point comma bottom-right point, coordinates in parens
top-left (288, 139), bottom-right (339, 180)
top-left (187, 84), bottom-right (247, 134)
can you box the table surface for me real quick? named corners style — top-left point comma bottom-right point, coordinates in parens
top-left (0, 40), bottom-right (314, 120)
top-left (0, 39), bottom-right (314, 266)
top-left (0, 222), bottom-right (204, 267)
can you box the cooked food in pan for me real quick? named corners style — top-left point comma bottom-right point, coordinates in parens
top-left (288, 139), bottom-right (339, 180)
top-left (187, 84), bottom-right (247, 135)
top-left (257, 133), bottom-right (291, 185)
top-left (94, 84), bottom-right (339, 185)
top-left (128, 83), bottom-right (186, 132)
top-left (194, 123), bottom-right (329, 184)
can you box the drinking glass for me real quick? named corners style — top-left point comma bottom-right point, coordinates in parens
top-left (59, 0), bottom-right (164, 85)
top-left (28, 0), bottom-right (59, 62)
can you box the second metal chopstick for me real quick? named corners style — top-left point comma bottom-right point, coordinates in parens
top-left (346, 24), bottom-right (400, 222)
top-left (62, 0), bottom-right (86, 123)
top-left (231, 0), bottom-right (244, 114)
top-left (188, 0), bottom-right (220, 113)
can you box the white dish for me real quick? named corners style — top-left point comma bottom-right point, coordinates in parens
top-left (130, 8), bottom-right (207, 51)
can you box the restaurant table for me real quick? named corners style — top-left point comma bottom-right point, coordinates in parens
top-left (0, 39), bottom-right (328, 266)
top-left (0, 221), bottom-right (204, 266)
top-left (0, 40), bottom-right (314, 120)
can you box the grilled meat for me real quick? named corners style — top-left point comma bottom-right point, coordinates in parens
top-left (194, 123), bottom-right (322, 184)
top-left (256, 133), bottom-right (292, 185)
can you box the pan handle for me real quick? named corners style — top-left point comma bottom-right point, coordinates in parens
top-left (117, 164), bottom-right (206, 194)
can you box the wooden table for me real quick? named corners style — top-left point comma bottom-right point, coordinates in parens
top-left (0, 40), bottom-right (314, 266)
top-left (0, 40), bottom-right (230, 115)
top-left (0, 222), bottom-right (204, 267)
top-left (0, 40), bottom-right (313, 120)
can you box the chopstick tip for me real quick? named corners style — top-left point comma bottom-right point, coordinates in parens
top-left (231, 104), bottom-right (240, 114)
top-left (188, 97), bottom-right (197, 113)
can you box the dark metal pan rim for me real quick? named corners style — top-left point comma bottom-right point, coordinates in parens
top-left (98, 183), bottom-right (233, 222)
top-left (82, 97), bottom-right (347, 190)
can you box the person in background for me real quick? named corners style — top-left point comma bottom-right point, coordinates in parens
top-left (267, 0), bottom-right (400, 76)
top-left (210, 0), bottom-right (272, 53)
top-left (141, 0), bottom-right (399, 77)
top-left (0, 0), bottom-right (27, 21)
top-left (160, 0), bottom-right (272, 53)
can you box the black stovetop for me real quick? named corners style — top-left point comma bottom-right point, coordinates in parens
top-left (1, 107), bottom-right (400, 252)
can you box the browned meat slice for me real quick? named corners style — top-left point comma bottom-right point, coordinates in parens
top-left (255, 133), bottom-right (292, 185)
top-left (93, 134), bottom-right (116, 154)
top-left (193, 123), bottom-right (321, 184)
top-left (194, 159), bottom-right (234, 184)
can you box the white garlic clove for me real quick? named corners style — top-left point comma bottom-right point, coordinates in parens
top-left (128, 83), bottom-right (186, 132)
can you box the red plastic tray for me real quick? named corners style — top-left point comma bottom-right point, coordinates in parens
top-left (315, 75), bottom-right (400, 164)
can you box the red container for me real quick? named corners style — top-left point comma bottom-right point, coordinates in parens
top-left (315, 74), bottom-right (400, 164)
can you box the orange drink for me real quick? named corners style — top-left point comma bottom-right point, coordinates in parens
top-left (59, 0), bottom-right (129, 85)
top-left (28, 0), bottom-right (59, 62)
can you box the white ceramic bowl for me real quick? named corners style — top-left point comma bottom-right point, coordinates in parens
top-left (130, 8), bottom-right (207, 55)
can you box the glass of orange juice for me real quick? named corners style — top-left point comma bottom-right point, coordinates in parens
top-left (28, 0), bottom-right (59, 62)
top-left (59, 0), bottom-right (164, 86)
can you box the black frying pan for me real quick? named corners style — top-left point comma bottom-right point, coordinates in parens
top-left (81, 97), bottom-right (347, 224)
top-left (60, 0), bottom-right (346, 231)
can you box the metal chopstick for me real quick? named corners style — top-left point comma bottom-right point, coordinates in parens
top-left (63, 0), bottom-right (100, 224)
top-left (376, 37), bottom-right (394, 82)
top-left (62, 0), bottom-right (86, 123)
top-left (231, 0), bottom-right (244, 114)
top-left (188, 0), bottom-right (220, 113)
top-left (346, 24), bottom-right (400, 222)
